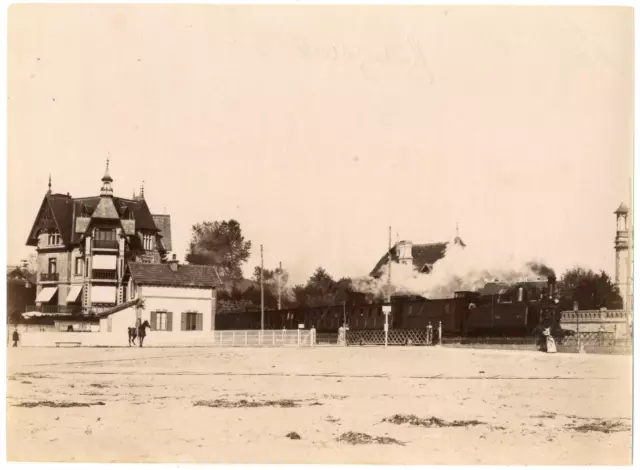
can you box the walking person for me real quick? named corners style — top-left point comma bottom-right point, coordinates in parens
top-left (12, 328), bottom-right (20, 348)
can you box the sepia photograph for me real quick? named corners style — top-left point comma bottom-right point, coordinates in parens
top-left (3, 1), bottom-right (636, 466)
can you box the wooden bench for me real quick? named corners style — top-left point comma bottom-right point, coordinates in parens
top-left (55, 341), bottom-right (82, 348)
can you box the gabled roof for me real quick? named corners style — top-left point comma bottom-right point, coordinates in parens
top-left (26, 193), bottom-right (74, 246)
top-left (27, 192), bottom-right (161, 247)
top-left (128, 262), bottom-right (223, 288)
top-left (152, 214), bottom-right (172, 252)
top-left (370, 238), bottom-right (466, 278)
top-left (92, 197), bottom-right (120, 219)
top-left (75, 197), bottom-right (159, 232)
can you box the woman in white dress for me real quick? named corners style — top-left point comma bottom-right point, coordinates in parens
top-left (542, 327), bottom-right (557, 353)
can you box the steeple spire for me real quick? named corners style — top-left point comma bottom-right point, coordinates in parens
top-left (456, 222), bottom-right (459, 238)
top-left (47, 174), bottom-right (52, 195)
top-left (139, 180), bottom-right (145, 199)
top-left (100, 157), bottom-right (114, 197)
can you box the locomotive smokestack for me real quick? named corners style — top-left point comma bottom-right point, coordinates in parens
top-left (547, 275), bottom-right (557, 298)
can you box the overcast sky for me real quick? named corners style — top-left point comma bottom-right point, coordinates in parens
top-left (6, 5), bottom-right (634, 284)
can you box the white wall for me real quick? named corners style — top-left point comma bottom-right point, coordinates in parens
top-left (17, 284), bottom-right (218, 347)
top-left (138, 285), bottom-right (214, 332)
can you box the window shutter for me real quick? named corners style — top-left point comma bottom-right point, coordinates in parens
top-left (181, 312), bottom-right (187, 331)
top-left (167, 312), bottom-right (173, 332)
top-left (150, 311), bottom-right (157, 331)
top-left (196, 313), bottom-right (203, 331)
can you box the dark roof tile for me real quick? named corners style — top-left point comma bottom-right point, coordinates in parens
top-left (129, 262), bottom-right (222, 288)
top-left (28, 193), bottom-right (161, 246)
top-left (152, 214), bottom-right (172, 251)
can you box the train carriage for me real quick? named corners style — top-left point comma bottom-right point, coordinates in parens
top-left (215, 275), bottom-right (569, 342)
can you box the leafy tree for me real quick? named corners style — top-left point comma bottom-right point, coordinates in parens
top-left (252, 265), bottom-right (291, 306)
top-left (185, 220), bottom-right (251, 278)
top-left (293, 267), bottom-right (357, 307)
top-left (558, 267), bottom-right (622, 310)
top-left (6, 268), bottom-right (36, 324)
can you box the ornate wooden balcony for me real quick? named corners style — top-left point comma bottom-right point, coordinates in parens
top-left (40, 272), bottom-right (59, 282)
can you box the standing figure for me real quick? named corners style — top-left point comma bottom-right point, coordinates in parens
top-left (128, 319), bottom-right (138, 347)
top-left (543, 327), bottom-right (557, 353)
top-left (137, 320), bottom-right (151, 347)
top-left (12, 328), bottom-right (20, 347)
top-left (337, 326), bottom-right (345, 346)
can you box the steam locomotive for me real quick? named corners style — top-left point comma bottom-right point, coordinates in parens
top-left (215, 275), bottom-right (570, 339)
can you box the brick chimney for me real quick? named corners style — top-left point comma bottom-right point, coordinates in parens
top-left (169, 253), bottom-right (179, 272)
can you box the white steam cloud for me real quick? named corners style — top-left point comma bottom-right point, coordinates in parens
top-left (352, 239), bottom-right (554, 299)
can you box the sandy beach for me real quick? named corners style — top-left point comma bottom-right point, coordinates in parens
top-left (6, 346), bottom-right (632, 465)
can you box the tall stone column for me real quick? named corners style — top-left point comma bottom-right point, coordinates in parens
top-left (614, 203), bottom-right (631, 311)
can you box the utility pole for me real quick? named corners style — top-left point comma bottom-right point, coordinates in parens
top-left (384, 226), bottom-right (392, 348)
top-left (277, 261), bottom-right (282, 310)
top-left (260, 245), bottom-right (264, 333)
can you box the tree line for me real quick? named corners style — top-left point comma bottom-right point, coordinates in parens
top-left (185, 219), bottom-right (624, 313)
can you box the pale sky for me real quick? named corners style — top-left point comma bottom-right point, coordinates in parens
top-left (6, 4), bottom-right (634, 285)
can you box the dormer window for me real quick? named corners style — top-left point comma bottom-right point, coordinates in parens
top-left (47, 231), bottom-right (61, 246)
top-left (143, 234), bottom-right (154, 250)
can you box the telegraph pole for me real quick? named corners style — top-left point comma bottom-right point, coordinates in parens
top-left (277, 261), bottom-right (283, 310)
top-left (384, 226), bottom-right (392, 348)
top-left (260, 245), bottom-right (264, 332)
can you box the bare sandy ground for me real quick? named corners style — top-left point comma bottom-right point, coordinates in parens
top-left (6, 346), bottom-right (633, 465)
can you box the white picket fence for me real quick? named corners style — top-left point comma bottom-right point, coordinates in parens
top-left (212, 329), bottom-right (316, 347)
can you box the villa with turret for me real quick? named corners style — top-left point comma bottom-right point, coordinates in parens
top-left (26, 161), bottom-right (172, 314)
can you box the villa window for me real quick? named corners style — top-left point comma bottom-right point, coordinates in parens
top-left (48, 258), bottom-right (57, 274)
top-left (181, 311), bottom-right (203, 331)
top-left (151, 311), bottom-right (172, 331)
top-left (75, 257), bottom-right (84, 276)
top-left (142, 234), bottom-right (154, 250)
top-left (47, 231), bottom-right (61, 246)
top-left (95, 229), bottom-right (116, 241)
